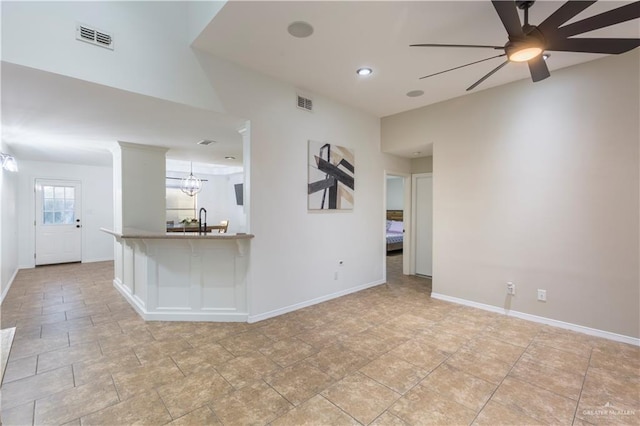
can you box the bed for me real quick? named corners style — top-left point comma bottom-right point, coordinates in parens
top-left (386, 210), bottom-right (404, 252)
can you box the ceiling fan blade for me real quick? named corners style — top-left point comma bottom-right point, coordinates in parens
top-left (410, 43), bottom-right (504, 50)
top-left (528, 56), bottom-right (551, 82)
top-left (420, 54), bottom-right (507, 79)
top-left (538, 1), bottom-right (596, 36)
top-left (558, 2), bottom-right (640, 38)
top-left (547, 37), bottom-right (640, 54)
top-left (466, 60), bottom-right (510, 91)
top-left (491, 1), bottom-right (524, 38)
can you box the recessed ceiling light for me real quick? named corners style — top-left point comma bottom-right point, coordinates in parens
top-left (356, 67), bottom-right (373, 76)
top-left (287, 21), bottom-right (314, 38)
top-left (406, 90), bottom-right (424, 98)
top-left (225, 156), bottom-right (236, 160)
top-left (412, 152), bottom-right (421, 156)
top-left (197, 140), bottom-right (216, 145)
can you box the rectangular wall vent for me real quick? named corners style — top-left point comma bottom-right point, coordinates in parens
top-left (76, 23), bottom-right (114, 50)
top-left (297, 94), bottom-right (313, 112)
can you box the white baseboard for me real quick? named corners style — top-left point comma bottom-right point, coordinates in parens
top-left (0, 268), bottom-right (19, 304)
top-left (142, 311), bottom-right (248, 322)
top-left (431, 292), bottom-right (639, 347)
top-left (113, 278), bottom-right (248, 323)
top-left (82, 257), bottom-right (114, 264)
top-left (248, 278), bottom-right (386, 323)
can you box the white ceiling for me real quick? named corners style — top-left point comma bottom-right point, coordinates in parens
top-left (194, 0), bottom-right (639, 118)
top-left (1, 62), bottom-right (246, 167)
top-left (2, 1), bottom-right (637, 167)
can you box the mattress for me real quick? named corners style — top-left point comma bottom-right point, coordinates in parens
top-left (386, 232), bottom-right (403, 245)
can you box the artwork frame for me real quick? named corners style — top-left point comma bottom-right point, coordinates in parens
top-left (307, 140), bottom-right (355, 210)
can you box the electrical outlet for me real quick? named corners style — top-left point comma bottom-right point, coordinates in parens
top-left (537, 289), bottom-right (547, 302)
top-left (507, 282), bottom-right (515, 295)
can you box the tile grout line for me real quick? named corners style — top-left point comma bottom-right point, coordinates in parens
top-left (380, 324), bottom-right (487, 424)
top-left (359, 347), bottom-right (454, 425)
top-left (68, 375), bottom-right (123, 425)
top-left (261, 378), bottom-right (298, 411)
top-left (110, 373), bottom-right (122, 402)
top-left (571, 347), bottom-right (594, 425)
top-left (467, 326), bottom-right (541, 425)
top-left (317, 393), bottom-right (364, 425)
top-left (71, 362), bottom-right (77, 387)
top-left (154, 388), bottom-right (177, 421)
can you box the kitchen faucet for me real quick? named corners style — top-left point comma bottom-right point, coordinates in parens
top-left (198, 207), bottom-right (207, 234)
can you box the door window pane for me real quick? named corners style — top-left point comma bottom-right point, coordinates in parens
top-left (42, 185), bottom-right (76, 225)
top-left (63, 211), bottom-right (74, 224)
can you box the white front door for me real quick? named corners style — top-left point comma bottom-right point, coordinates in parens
top-left (35, 179), bottom-right (82, 265)
top-left (413, 174), bottom-right (433, 276)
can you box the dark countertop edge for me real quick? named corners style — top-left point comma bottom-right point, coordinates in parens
top-left (100, 228), bottom-right (254, 240)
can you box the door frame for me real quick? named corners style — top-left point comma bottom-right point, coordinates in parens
top-left (384, 171), bottom-right (412, 276)
top-left (410, 172), bottom-right (432, 275)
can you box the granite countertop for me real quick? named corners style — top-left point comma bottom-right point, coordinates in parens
top-left (101, 228), bottom-right (254, 240)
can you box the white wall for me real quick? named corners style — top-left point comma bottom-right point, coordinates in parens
top-left (17, 161), bottom-right (114, 268)
top-left (0, 144), bottom-right (19, 301)
top-left (382, 52), bottom-right (640, 339)
top-left (1, 1), bottom-right (222, 112)
top-left (196, 172), bottom-right (247, 234)
top-left (115, 142), bottom-right (168, 233)
top-left (194, 51), bottom-right (411, 319)
top-left (411, 156), bottom-right (433, 174)
top-left (386, 177), bottom-right (403, 210)
top-left (186, 1), bottom-right (226, 45)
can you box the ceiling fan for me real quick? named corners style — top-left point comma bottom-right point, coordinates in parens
top-left (411, 0), bottom-right (640, 91)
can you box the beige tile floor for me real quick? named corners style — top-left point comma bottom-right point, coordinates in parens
top-left (0, 255), bottom-right (638, 425)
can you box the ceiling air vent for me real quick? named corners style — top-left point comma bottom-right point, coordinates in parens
top-left (76, 23), bottom-right (114, 50)
top-left (296, 94), bottom-right (313, 112)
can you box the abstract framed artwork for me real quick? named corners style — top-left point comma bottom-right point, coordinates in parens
top-left (308, 140), bottom-right (355, 210)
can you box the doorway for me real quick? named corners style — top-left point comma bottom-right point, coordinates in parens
top-left (384, 172), bottom-right (411, 279)
top-left (35, 179), bottom-right (82, 265)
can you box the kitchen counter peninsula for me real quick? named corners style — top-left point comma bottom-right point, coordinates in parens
top-left (102, 228), bottom-right (253, 322)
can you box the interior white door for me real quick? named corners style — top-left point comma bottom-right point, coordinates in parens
top-left (35, 179), bottom-right (82, 265)
top-left (414, 174), bottom-right (433, 276)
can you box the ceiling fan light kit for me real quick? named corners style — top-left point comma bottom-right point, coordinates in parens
top-left (411, 0), bottom-right (640, 90)
top-left (506, 44), bottom-right (543, 62)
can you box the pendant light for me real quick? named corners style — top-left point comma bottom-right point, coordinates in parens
top-left (180, 162), bottom-right (202, 196)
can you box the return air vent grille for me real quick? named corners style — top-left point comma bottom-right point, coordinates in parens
top-left (297, 94), bottom-right (313, 112)
top-left (76, 23), bottom-right (114, 50)
top-left (80, 26), bottom-right (95, 41)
